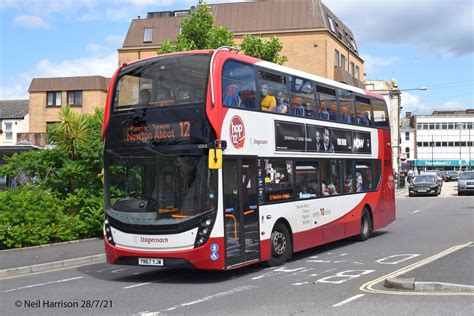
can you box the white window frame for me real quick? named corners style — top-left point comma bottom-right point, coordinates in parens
top-left (144, 27), bottom-right (153, 43)
top-left (4, 121), bottom-right (13, 141)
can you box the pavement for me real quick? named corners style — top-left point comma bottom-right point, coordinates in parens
top-left (0, 238), bottom-right (105, 278)
top-left (1, 184), bottom-right (472, 295)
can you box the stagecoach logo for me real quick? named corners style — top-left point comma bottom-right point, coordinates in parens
top-left (133, 236), bottom-right (169, 244)
top-left (229, 115), bottom-right (245, 149)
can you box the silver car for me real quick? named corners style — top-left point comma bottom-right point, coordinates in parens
top-left (458, 171), bottom-right (474, 195)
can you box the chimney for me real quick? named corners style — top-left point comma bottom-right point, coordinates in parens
top-left (406, 112), bottom-right (411, 120)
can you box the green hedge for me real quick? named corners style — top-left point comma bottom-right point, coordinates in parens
top-left (0, 187), bottom-right (103, 249)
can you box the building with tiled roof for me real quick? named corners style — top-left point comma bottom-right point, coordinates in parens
top-left (118, 0), bottom-right (364, 88)
top-left (0, 99), bottom-right (29, 146)
top-left (28, 76), bottom-right (110, 134)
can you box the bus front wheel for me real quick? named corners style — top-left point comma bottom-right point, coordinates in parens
top-left (356, 208), bottom-right (373, 241)
top-left (267, 222), bottom-right (292, 266)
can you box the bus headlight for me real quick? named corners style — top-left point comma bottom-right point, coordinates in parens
top-left (194, 216), bottom-right (214, 247)
top-left (104, 218), bottom-right (115, 246)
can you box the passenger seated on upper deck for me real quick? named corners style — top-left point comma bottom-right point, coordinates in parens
top-left (240, 89), bottom-right (256, 109)
top-left (328, 104), bottom-right (338, 121)
top-left (290, 96), bottom-right (304, 116)
top-left (275, 92), bottom-right (289, 114)
top-left (319, 103), bottom-right (330, 120)
top-left (340, 106), bottom-right (351, 123)
top-left (223, 84), bottom-right (241, 107)
top-left (304, 102), bottom-right (314, 117)
top-left (348, 106), bottom-right (358, 124)
top-left (358, 111), bottom-right (370, 126)
top-left (260, 84), bottom-right (276, 112)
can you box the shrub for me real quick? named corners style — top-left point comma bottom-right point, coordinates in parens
top-left (0, 187), bottom-right (77, 248)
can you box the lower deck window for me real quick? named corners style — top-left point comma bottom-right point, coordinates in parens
top-left (263, 159), bottom-right (294, 202)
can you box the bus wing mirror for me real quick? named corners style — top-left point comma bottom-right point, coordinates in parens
top-left (208, 149), bottom-right (223, 169)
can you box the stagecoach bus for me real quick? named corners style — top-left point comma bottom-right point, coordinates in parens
top-left (102, 47), bottom-right (395, 270)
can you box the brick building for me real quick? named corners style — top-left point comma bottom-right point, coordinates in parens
top-left (118, 0), bottom-right (364, 88)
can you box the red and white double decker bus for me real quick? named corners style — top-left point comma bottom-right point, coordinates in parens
top-left (102, 47), bottom-right (395, 270)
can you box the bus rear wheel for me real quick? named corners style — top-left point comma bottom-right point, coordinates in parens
top-left (267, 222), bottom-right (292, 266)
top-left (356, 208), bottom-right (373, 241)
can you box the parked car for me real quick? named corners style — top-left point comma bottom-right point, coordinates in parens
top-left (423, 171), bottom-right (443, 189)
top-left (458, 171), bottom-right (474, 195)
top-left (438, 171), bottom-right (448, 181)
top-left (445, 171), bottom-right (459, 182)
top-left (409, 175), bottom-right (441, 197)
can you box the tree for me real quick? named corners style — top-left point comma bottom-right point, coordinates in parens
top-left (158, 1), bottom-right (287, 65)
top-left (240, 35), bottom-right (288, 65)
top-left (48, 106), bottom-right (91, 160)
top-left (158, 0), bottom-right (234, 54)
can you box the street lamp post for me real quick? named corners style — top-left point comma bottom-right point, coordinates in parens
top-left (456, 123), bottom-right (463, 171)
top-left (394, 85), bottom-right (428, 187)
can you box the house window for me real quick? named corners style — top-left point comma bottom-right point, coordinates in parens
top-left (405, 132), bottom-right (410, 140)
top-left (341, 54), bottom-right (346, 69)
top-left (67, 91), bottom-right (83, 106)
top-left (144, 28), bottom-right (153, 43)
top-left (349, 62), bottom-right (355, 77)
top-left (327, 16), bottom-right (336, 33)
top-left (334, 49), bottom-right (340, 67)
top-left (4, 122), bottom-right (13, 141)
top-left (47, 91), bottom-right (61, 106)
top-left (405, 147), bottom-right (410, 159)
top-left (355, 66), bottom-right (360, 80)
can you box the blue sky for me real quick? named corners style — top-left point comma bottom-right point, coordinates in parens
top-left (1, 0), bottom-right (473, 114)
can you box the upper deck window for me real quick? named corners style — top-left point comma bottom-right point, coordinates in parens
top-left (289, 76), bottom-right (315, 117)
top-left (337, 89), bottom-right (354, 124)
top-left (257, 70), bottom-right (288, 113)
top-left (113, 54), bottom-right (211, 111)
top-left (222, 60), bottom-right (257, 109)
top-left (371, 99), bottom-right (390, 128)
top-left (316, 85), bottom-right (337, 121)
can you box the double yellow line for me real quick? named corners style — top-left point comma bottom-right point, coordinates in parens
top-left (360, 242), bottom-right (474, 296)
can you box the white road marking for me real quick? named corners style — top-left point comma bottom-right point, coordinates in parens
top-left (310, 268), bottom-right (336, 277)
top-left (376, 254), bottom-right (420, 265)
top-left (123, 282), bottom-right (152, 289)
top-left (306, 259), bottom-right (332, 263)
top-left (111, 268), bottom-right (128, 273)
top-left (137, 286), bottom-right (257, 315)
top-left (292, 282), bottom-right (309, 286)
top-left (2, 276), bottom-right (84, 293)
top-left (316, 270), bottom-right (375, 284)
top-left (339, 253), bottom-right (348, 256)
top-left (332, 294), bottom-right (365, 307)
top-left (412, 210), bottom-right (421, 214)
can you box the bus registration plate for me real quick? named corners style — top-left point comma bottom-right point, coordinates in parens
top-left (138, 258), bottom-right (164, 266)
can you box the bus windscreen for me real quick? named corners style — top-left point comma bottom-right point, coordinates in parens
top-left (113, 54), bottom-right (211, 111)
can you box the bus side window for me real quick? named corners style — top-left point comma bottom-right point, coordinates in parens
top-left (289, 76), bottom-right (315, 118)
top-left (295, 161), bottom-right (320, 199)
top-left (355, 96), bottom-right (372, 126)
top-left (316, 86), bottom-right (337, 121)
top-left (337, 89), bottom-right (354, 124)
top-left (371, 99), bottom-right (390, 128)
top-left (263, 159), bottom-right (294, 202)
top-left (257, 70), bottom-right (288, 113)
top-left (222, 60), bottom-right (257, 109)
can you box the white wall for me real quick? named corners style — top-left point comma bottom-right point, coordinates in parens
top-left (0, 114), bottom-right (29, 146)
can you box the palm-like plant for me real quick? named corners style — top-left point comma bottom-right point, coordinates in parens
top-left (48, 106), bottom-right (91, 160)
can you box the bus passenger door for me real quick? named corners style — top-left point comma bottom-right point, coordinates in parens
top-left (223, 158), bottom-right (260, 267)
